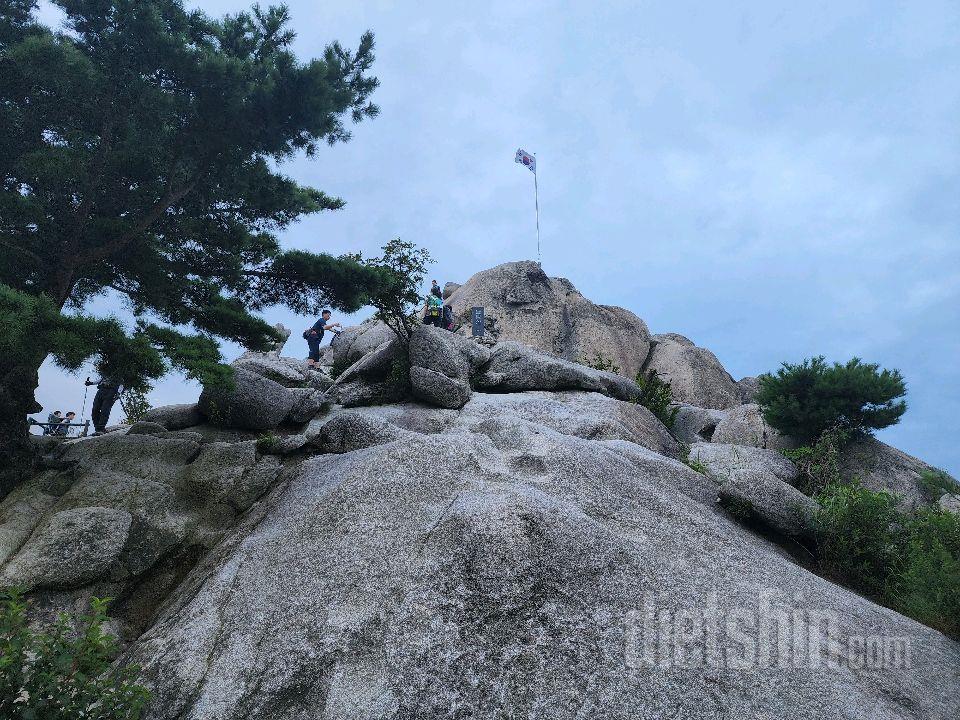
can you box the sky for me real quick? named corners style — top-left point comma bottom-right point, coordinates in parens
top-left (31, 1), bottom-right (960, 476)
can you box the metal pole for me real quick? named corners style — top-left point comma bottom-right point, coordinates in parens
top-left (534, 169), bottom-right (541, 264)
top-left (80, 382), bottom-right (90, 422)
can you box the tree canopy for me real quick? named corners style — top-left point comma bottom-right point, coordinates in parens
top-left (0, 0), bottom-right (398, 493)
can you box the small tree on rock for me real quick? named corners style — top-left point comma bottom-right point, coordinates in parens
top-left (757, 356), bottom-right (906, 444)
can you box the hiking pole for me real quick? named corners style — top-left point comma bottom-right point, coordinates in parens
top-left (80, 377), bottom-right (90, 421)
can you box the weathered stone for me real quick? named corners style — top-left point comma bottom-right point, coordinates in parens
top-left (144, 403), bottom-right (203, 431)
top-left (122, 416), bottom-right (958, 720)
top-left (328, 337), bottom-right (408, 408)
top-left (127, 421), bottom-right (170, 436)
top-left (332, 319), bottom-right (396, 369)
top-left (672, 404), bottom-right (728, 445)
top-left (310, 410), bottom-right (409, 454)
top-left (688, 442), bottom-right (800, 485)
top-left (286, 387), bottom-right (325, 424)
top-left (1, 507), bottom-right (132, 589)
top-left (442, 281), bottom-right (460, 299)
top-left (939, 493), bottom-right (960, 514)
top-left (712, 403), bottom-right (795, 451)
top-left (719, 469), bottom-right (817, 536)
top-left (643, 333), bottom-right (741, 409)
top-left (408, 325), bottom-right (490, 409)
top-left (447, 261), bottom-right (652, 378)
top-left (474, 341), bottom-right (642, 403)
top-left (198, 368), bottom-right (294, 431)
top-left (737, 375), bottom-right (761, 404)
top-left (839, 436), bottom-right (936, 509)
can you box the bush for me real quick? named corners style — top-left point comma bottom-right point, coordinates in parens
top-left (782, 425), bottom-right (850, 496)
top-left (813, 483), bottom-right (960, 638)
top-left (635, 370), bottom-right (679, 430)
top-left (581, 352), bottom-right (621, 375)
top-left (0, 589), bottom-right (150, 719)
top-left (119, 388), bottom-right (152, 425)
top-left (757, 356), bottom-right (906, 444)
top-left (918, 468), bottom-right (958, 502)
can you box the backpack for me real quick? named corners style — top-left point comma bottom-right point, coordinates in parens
top-left (426, 295), bottom-right (443, 317)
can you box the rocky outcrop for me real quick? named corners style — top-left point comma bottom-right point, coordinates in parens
top-left (712, 403), bottom-right (794, 451)
top-left (116, 400), bottom-right (958, 720)
top-left (328, 336), bottom-right (408, 408)
top-left (737, 375), bottom-right (761, 403)
top-left (408, 324), bottom-right (490, 409)
top-left (474, 341), bottom-right (644, 403)
top-left (642, 333), bottom-right (741, 409)
top-left (447, 261), bottom-right (652, 378)
top-left (144, 403), bottom-right (203, 431)
top-left (332, 318), bottom-right (395, 369)
top-left (839, 436), bottom-right (935, 509)
top-left (717, 470), bottom-right (817, 537)
top-left (689, 442), bottom-right (800, 486)
top-left (672, 404), bottom-right (727, 444)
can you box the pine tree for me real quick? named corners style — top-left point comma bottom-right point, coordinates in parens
top-left (0, 1), bottom-right (396, 496)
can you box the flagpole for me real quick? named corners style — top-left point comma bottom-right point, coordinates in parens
top-left (534, 161), bottom-right (541, 265)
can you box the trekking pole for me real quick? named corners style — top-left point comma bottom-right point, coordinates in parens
top-left (80, 377), bottom-right (90, 421)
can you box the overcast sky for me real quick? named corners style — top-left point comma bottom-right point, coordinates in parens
top-left (33, 1), bottom-right (960, 477)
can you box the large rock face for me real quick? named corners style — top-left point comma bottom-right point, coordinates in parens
top-left (117, 397), bottom-right (958, 720)
top-left (839, 436), bottom-right (935, 509)
top-left (643, 333), bottom-right (741, 409)
top-left (447, 261), bottom-right (652, 378)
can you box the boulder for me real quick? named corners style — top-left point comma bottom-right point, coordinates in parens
top-left (642, 333), bottom-right (741, 409)
top-left (122, 406), bottom-right (959, 720)
top-left (198, 368), bottom-right (295, 431)
top-left (737, 375), bottom-right (761, 404)
top-left (234, 351), bottom-right (330, 391)
top-left (672, 405), bottom-right (728, 444)
top-left (940, 493), bottom-right (960, 514)
top-left (310, 410), bottom-right (410, 454)
top-left (839, 437), bottom-right (935, 509)
top-left (408, 324), bottom-right (490, 409)
top-left (0, 507), bottom-right (132, 589)
top-left (332, 319), bottom-right (396, 369)
top-left (127, 421), bottom-right (170, 436)
top-left (144, 403), bottom-right (203, 431)
top-left (474, 341), bottom-right (642, 403)
top-left (447, 261), bottom-right (652, 378)
top-left (328, 336), bottom-right (409, 408)
top-left (718, 469), bottom-right (817, 537)
top-left (442, 281), bottom-right (460, 299)
top-left (711, 404), bottom-right (794, 451)
top-left (688, 442), bottom-right (800, 486)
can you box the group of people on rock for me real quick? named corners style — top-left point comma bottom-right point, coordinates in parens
top-left (302, 280), bottom-right (457, 368)
top-left (42, 410), bottom-right (77, 436)
top-left (36, 375), bottom-right (119, 437)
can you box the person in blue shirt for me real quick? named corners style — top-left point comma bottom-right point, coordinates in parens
top-left (304, 309), bottom-right (341, 369)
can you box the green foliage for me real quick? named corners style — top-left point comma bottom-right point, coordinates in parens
top-left (389, 354), bottom-right (412, 393)
top-left (0, 0), bottom-right (390, 441)
top-left (887, 508), bottom-right (960, 637)
top-left (720, 496), bottom-right (754, 521)
top-left (581, 352), bottom-right (621, 375)
top-left (813, 483), bottom-right (960, 638)
top-left (782, 425), bottom-right (850, 496)
top-left (918, 468), bottom-right (958, 502)
top-left (0, 588), bottom-right (150, 719)
top-left (634, 369), bottom-right (679, 430)
top-left (347, 239), bottom-right (433, 342)
top-left (757, 356), bottom-right (907, 444)
top-left (119, 388), bottom-right (151, 425)
top-left (256, 432), bottom-right (279, 454)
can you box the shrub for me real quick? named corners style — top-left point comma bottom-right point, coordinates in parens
top-left (814, 482), bottom-right (902, 599)
top-left (635, 370), bottom-right (679, 430)
top-left (757, 356), bottom-right (906, 444)
top-left (813, 483), bottom-right (960, 638)
top-left (256, 433), bottom-right (280, 454)
top-left (782, 425), bottom-right (850, 496)
top-left (581, 352), bottom-right (621, 375)
top-left (0, 589), bottom-right (150, 719)
top-left (918, 468), bottom-right (959, 502)
top-left (119, 388), bottom-right (152, 425)
top-left (888, 508), bottom-right (960, 637)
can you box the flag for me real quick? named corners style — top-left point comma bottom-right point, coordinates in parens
top-left (515, 148), bottom-right (536, 174)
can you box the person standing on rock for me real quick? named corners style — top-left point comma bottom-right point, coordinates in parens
top-left (85, 374), bottom-right (122, 434)
top-left (304, 309), bottom-right (341, 369)
top-left (424, 283), bottom-right (444, 328)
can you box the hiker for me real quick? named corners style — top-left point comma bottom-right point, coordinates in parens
top-left (85, 375), bottom-right (122, 434)
top-left (43, 410), bottom-right (63, 435)
top-left (423, 283), bottom-right (444, 328)
top-left (442, 303), bottom-right (455, 331)
top-left (55, 411), bottom-right (76, 436)
top-left (303, 309), bottom-right (341, 369)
